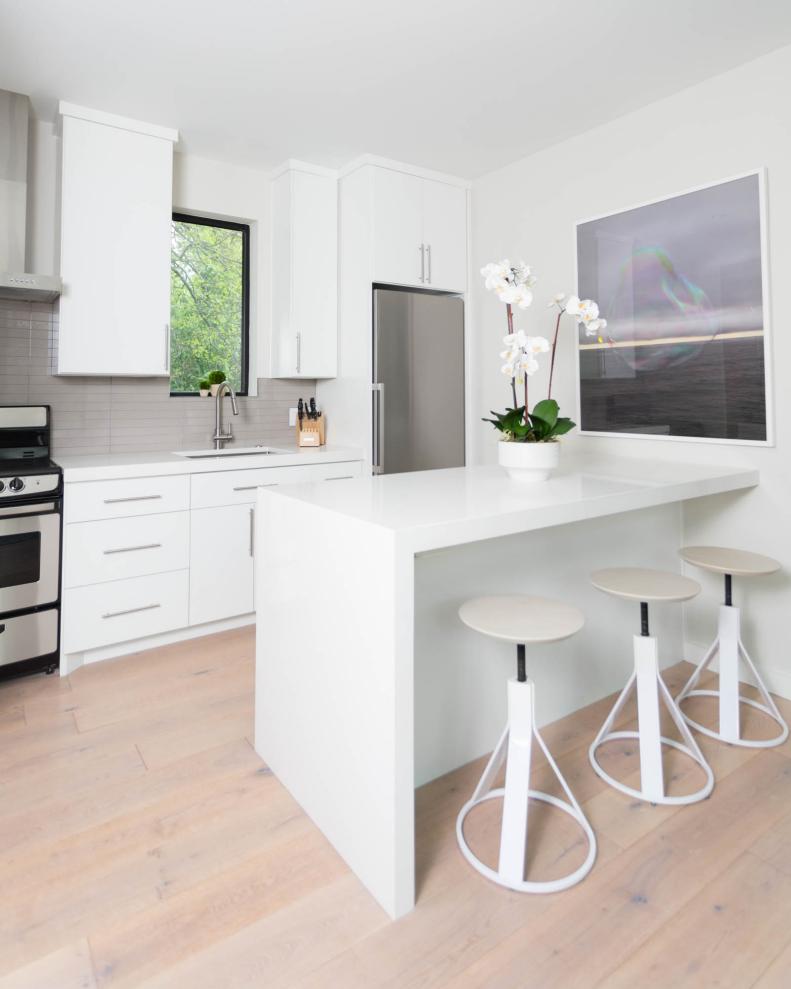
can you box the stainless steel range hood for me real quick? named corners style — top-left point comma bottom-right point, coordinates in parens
top-left (0, 90), bottom-right (61, 303)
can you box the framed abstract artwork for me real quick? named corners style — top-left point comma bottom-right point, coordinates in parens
top-left (575, 171), bottom-right (771, 444)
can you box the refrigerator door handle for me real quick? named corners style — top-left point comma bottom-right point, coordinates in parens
top-left (372, 382), bottom-right (384, 474)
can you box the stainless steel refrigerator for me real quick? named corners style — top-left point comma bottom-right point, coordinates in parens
top-left (372, 287), bottom-right (465, 474)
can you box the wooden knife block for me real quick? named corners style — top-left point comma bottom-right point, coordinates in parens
top-left (296, 414), bottom-right (325, 447)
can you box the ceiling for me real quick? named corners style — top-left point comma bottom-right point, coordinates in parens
top-left (2, 0), bottom-right (791, 178)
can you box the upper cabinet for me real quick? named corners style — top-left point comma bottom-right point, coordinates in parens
top-left (57, 103), bottom-right (178, 376)
top-left (371, 166), bottom-right (468, 293)
top-left (270, 162), bottom-right (338, 379)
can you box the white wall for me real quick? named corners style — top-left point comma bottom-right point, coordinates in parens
top-left (471, 45), bottom-right (791, 697)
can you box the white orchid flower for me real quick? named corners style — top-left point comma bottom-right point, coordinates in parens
top-left (498, 283), bottom-right (533, 309)
top-left (517, 354), bottom-right (540, 376)
top-left (584, 317), bottom-right (607, 337)
top-left (501, 360), bottom-right (516, 378)
top-left (481, 260), bottom-right (511, 293)
top-left (503, 329), bottom-right (529, 349)
top-left (547, 292), bottom-right (566, 308)
top-left (565, 295), bottom-right (582, 316)
top-left (525, 335), bottom-right (550, 355)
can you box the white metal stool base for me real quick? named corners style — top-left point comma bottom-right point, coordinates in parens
top-left (456, 788), bottom-right (597, 893)
top-left (589, 634), bottom-right (714, 805)
top-left (455, 677), bottom-right (596, 893)
top-left (678, 605), bottom-right (789, 748)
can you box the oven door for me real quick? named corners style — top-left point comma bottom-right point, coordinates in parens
top-left (0, 502), bottom-right (61, 612)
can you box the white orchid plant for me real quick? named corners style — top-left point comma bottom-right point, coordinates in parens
top-left (481, 259), bottom-right (606, 442)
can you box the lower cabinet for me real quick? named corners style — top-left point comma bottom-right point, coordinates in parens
top-left (189, 504), bottom-right (255, 625)
top-left (63, 570), bottom-right (189, 653)
top-left (61, 458), bottom-right (363, 666)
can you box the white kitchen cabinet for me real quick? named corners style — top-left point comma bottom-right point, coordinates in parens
top-left (371, 165), bottom-right (468, 292)
top-left (421, 179), bottom-right (468, 292)
top-left (57, 103), bottom-right (178, 376)
top-left (271, 162), bottom-right (338, 379)
top-left (371, 168), bottom-right (424, 287)
top-left (189, 504), bottom-right (254, 624)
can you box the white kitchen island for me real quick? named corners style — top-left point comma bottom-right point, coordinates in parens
top-left (254, 456), bottom-right (757, 918)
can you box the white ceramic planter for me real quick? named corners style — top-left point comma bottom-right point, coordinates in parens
top-left (498, 439), bottom-right (560, 483)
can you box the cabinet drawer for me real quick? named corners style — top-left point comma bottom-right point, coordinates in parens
top-left (63, 570), bottom-right (188, 653)
top-left (65, 474), bottom-right (189, 523)
top-left (190, 461), bottom-right (362, 508)
top-left (64, 512), bottom-right (189, 588)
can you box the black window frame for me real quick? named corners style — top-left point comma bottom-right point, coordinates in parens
top-left (169, 211), bottom-right (251, 397)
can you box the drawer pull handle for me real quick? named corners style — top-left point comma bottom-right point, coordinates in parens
top-left (103, 495), bottom-right (163, 504)
top-left (103, 543), bottom-right (162, 556)
top-left (233, 483), bottom-right (279, 491)
top-left (325, 476), bottom-right (354, 482)
top-left (101, 603), bottom-right (161, 620)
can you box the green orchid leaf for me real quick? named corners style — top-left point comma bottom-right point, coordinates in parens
top-left (530, 399), bottom-right (559, 428)
top-left (550, 417), bottom-right (576, 437)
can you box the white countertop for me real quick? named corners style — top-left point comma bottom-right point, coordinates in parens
top-left (56, 444), bottom-right (363, 482)
top-left (261, 455), bottom-right (758, 553)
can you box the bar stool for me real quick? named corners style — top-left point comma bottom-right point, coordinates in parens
top-left (676, 546), bottom-right (788, 748)
top-left (456, 595), bottom-right (596, 893)
top-left (589, 568), bottom-right (714, 805)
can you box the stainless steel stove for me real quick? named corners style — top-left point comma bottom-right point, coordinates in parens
top-left (0, 406), bottom-right (62, 679)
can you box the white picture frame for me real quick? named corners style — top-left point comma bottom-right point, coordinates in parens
top-left (574, 168), bottom-right (773, 447)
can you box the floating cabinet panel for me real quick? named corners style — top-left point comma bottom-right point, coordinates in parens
top-left (58, 106), bottom-right (177, 376)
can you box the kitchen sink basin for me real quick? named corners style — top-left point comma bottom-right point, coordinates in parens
top-left (173, 446), bottom-right (291, 459)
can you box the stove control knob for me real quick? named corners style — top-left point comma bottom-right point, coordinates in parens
top-left (8, 477), bottom-right (24, 493)
top-left (0, 480), bottom-right (5, 493)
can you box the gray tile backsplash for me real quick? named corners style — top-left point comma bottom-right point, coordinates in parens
top-left (0, 299), bottom-right (313, 456)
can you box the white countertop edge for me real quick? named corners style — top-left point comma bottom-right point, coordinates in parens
top-left (257, 458), bottom-right (759, 555)
top-left (57, 445), bottom-right (364, 482)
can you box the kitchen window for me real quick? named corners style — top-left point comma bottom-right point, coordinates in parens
top-left (170, 213), bottom-right (250, 395)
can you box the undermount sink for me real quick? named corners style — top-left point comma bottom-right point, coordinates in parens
top-left (173, 446), bottom-right (291, 459)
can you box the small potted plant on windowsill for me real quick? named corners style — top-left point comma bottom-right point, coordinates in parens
top-left (481, 260), bottom-right (606, 483)
top-left (207, 369), bottom-right (226, 397)
top-left (198, 378), bottom-right (211, 398)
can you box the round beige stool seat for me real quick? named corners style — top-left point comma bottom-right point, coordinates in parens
top-left (458, 595), bottom-right (584, 644)
top-left (680, 545), bottom-right (780, 577)
top-left (591, 567), bottom-right (700, 603)
top-left (677, 546), bottom-right (788, 748)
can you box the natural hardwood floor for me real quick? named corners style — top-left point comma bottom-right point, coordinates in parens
top-left (1, 627), bottom-right (790, 988)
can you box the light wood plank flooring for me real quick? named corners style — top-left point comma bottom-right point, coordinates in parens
top-left (1, 627), bottom-right (790, 987)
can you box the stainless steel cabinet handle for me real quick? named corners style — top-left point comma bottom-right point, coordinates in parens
top-left (325, 475), bottom-right (354, 481)
top-left (103, 543), bottom-right (162, 556)
top-left (103, 495), bottom-right (163, 504)
top-left (249, 507), bottom-right (255, 557)
top-left (296, 332), bottom-right (302, 374)
top-left (426, 244), bottom-right (432, 284)
top-left (419, 244), bottom-right (425, 283)
top-left (372, 382), bottom-right (384, 474)
top-left (233, 482), bottom-right (279, 491)
top-left (102, 603), bottom-right (161, 619)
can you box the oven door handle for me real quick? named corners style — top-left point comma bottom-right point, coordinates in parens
top-left (0, 501), bottom-right (59, 518)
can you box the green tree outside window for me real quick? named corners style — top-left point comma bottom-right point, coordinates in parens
top-left (170, 214), bottom-right (249, 394)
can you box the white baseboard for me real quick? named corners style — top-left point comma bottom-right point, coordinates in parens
top-left (684, 638), bottom-right (791, 702)
top-left (61, 614), bottom-right (255, 676)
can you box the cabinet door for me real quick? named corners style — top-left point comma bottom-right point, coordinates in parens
top-left (422, 179), bottom-right (467, 292)
top-left (58, 115), bottom-right (173, 376)
top-left (189, 504), bottom-right (254, 625)
top-left (292, 171), bottom-right (338, 378)
top-left (371, 168), bottom-right (425, 288)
